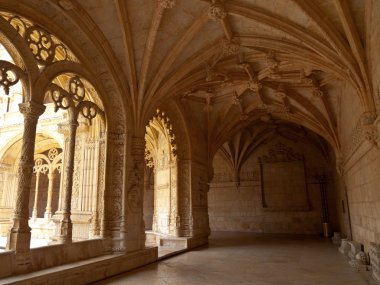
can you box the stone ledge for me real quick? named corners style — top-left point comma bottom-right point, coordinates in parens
top-left (0, 238), bottom-right (110, 279)
top-left (0, 246), bottom-right (158, 285)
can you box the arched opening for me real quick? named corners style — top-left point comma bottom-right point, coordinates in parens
top-left (0, 12), bottom-right (107, 250)
top-left (44, 73), bottom-right (106, 242)
top-left (0, 133), bottom-right (63, 249)
top-left (208, 119), bottom-right (341, 238)
top-left (144, 110), bottom-right (180, 245)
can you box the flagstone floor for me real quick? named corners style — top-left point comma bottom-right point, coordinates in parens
top-left (93, 231), bottom-right (376, 285)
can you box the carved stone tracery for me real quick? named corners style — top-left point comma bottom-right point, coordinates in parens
top-left (0, 60), bottom-right (24, 95)
top-left (0, 12), bottom-right (78, 65)
top-left (46, 75), bottom-right (104, 243)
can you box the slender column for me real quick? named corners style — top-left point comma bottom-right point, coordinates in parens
top-left (152, 167), bottom-right (158, 232)
top-left (170, 158), bottom-right (180, 237)
top-left (57, 123), bottom-right (69, 212)
top-left (90, 140), bottom-right (100, 238)
top-left (6, 102), bottom-right (45, 272)
top-left (44, 171), bottom-right (55, 220)
top-left (57, 111), bottom-right (78, 243)
top-left (32, 172), bottom-right (41, 220)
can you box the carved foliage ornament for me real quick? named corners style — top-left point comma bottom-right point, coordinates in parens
top-left (266, 51), bottom-right (281, 79)
top-left (301, 74), bottom-right (324, 98)
top-left (239, 62), bottom-right (262, 92)
top-left (145, 109), bottom-right (177, 168)
top-left (247, 78), bottom-right (262, 93)
top-left (274, 84), bottom-right (291, 116)
top-left (19, 101), bottom-right (46, 118)
top-left (221, 38), bottom-right (240, 56)
top-left (260, 143), bottom-right (303, 163)
top-left (342, 111), bottom-right (379, 160)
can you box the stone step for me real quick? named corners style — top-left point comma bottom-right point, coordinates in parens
top-left (159, 237), bottom-right (188, 249)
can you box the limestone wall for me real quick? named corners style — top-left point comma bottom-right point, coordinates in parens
top-left (343, 145), bottom-right (380, 250)
top-left (209, 137), bottom-right (338, 235)
top-left (335, 0), bottom-right (380, 251)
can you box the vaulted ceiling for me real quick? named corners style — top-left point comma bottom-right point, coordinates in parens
top-left (0, 0), bottom-right (374, 156)
top-left (69, 0), bottom-right (371, 150)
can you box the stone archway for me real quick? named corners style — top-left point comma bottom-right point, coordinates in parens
top-left (0, 133), bottom-right (63, 245)
top-left (0, 8), bottom-right (124, 267)
top-left (145, 109), bottom-right (179, 238)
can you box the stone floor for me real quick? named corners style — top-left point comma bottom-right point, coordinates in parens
top-left (93, 232), bottom-right (376, 285)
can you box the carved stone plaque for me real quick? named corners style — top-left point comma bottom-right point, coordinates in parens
top-left (259, 143), bottom-right (310, 211)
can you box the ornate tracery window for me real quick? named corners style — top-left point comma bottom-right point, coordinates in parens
top-left (0, 11), bottom-right (106, 254)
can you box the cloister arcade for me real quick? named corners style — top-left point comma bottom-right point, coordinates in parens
top-left (0, 0), bottom-right (379, 284)
top-left (0, 8), bottom-right (202, 279)
top-left (0, 10), bottom-right (112, 264)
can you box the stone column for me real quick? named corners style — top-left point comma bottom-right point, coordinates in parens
top-left (6, 101), bottom-right (45, 272)
top-left (152, 166), bottom-right (158, 233)
top-left (31, 171), bottom-right (41, 220)
top-left (57, 123), bottom-right (69, 212)
top-left (90, 140), bottom-right (101, 238)
top-left (44, 171), bottom-right (55, 220)
top-left (124, 136), bottom-right (146, 251)
top-left (179, 159), bottom-right (192, 237)
top-left (169, 157), bottom-right (180, 236)
top-left (57, 111), bottom-right (78, 243)
top-left (101, 131), bottom-right (125, 251)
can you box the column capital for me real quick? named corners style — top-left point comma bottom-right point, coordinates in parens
top-left (48, 171), bottom-right (56, 180)
top-left (18, 101), bottom-right (46, 118)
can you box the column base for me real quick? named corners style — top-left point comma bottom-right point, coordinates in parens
top-left (6, 227), bottom-right (32, 274)
top-left (44, 211), bottom-right (52, 221)
top-left (6, 218), bottom-right (31, 251)
top-left (57, 219), bottom-right (73, 244)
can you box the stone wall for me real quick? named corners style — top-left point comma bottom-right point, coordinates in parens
top-left (343, 144), bottom-right (380, 250)
top-left (334, 0), bottom-right (380, 252)
top-left (209, 137), bottom-right (338, 235)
